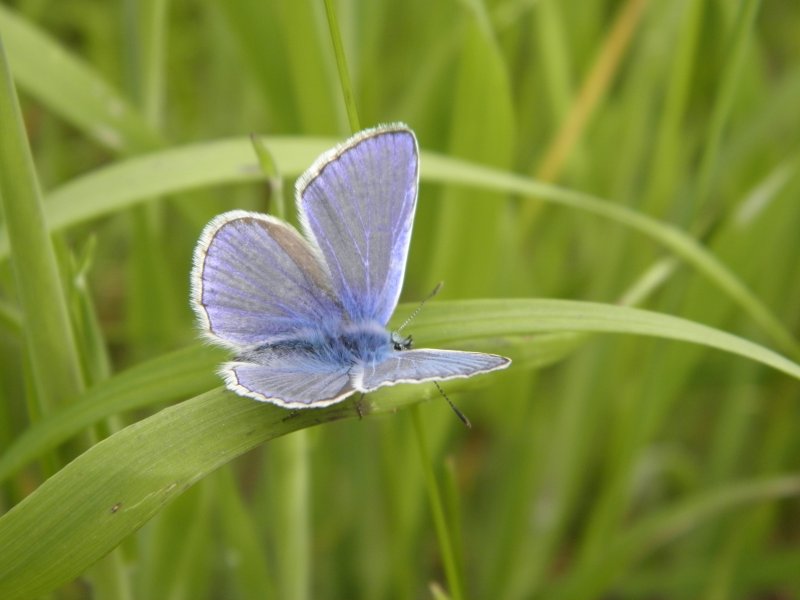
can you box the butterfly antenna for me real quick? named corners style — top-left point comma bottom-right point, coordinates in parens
top-left (396, 281), bottom-right (444, 333)
top-left (434, 381), bottom-right (471, 429)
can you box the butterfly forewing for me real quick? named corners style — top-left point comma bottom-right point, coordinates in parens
top-left (297, 124), bottom-right (418, 326)
top-left (191, 210), bottom-right (343, 349)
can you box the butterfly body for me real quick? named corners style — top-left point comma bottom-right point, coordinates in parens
top-left (243, 320), bottom-right (394, 369)
top-left (192, 124), bottom-right (510, 409)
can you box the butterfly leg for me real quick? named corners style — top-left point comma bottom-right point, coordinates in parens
top-left (354, 393), bottom-right (367, 420)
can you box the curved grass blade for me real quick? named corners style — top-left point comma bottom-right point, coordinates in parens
top-left (402, 299), bottom-right (800, 382)
top-left (422, 154), bottom-right (800, 358)
top-left (0, 298), bottom-right (798, 598)
top-left (0, 381), bottom-right (455, 600)
top-left (0, 136), bottom-right (791, 358)
top-left (0, 388), bottom-right (276, 600)
top-left (0, 137), bottom-right (332, 255)
top-left (2, 298), bottom-right (799, 490)
top-left (0, 328), bottom-right (576, 486)
top-left (0, 344), bottom-right (222, 484)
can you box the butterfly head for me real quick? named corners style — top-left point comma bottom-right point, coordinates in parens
top-left (391, 331), bottom-right (413, 351)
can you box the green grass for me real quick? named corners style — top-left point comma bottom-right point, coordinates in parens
top-left (1, 0), bottom-right (799, 598)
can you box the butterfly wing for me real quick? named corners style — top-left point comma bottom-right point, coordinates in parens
top-left (221, 358), bottom-right (355, 408)
top-left (297, 124), bottom-right (418, 325)
top-left (356, 349), bottom-right (510, 392)
top-left (191, 210), bottom-right (344, 350)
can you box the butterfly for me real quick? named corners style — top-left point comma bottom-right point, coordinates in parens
top-left (191, 123), bottom-right (510, 409)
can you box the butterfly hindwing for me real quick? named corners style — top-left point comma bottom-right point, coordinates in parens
top-left (222, 358), bottom-right (355, 408)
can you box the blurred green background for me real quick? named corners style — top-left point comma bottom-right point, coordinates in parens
top-left (1, 0), bottom-right (799, 598)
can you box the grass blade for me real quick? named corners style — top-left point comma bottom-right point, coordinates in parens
top-left (0, 297), bottom-right (798, 598)
top-left (547, 475), bottom-right (800, 599)
top-left (0, 35), bottom-right (84, 414)
top-left (0, 344), bottom-right (222, 484)
top-left (0, 135), bottom-right (790, 359)
top-left (0, 5), bottom-right (162, 153)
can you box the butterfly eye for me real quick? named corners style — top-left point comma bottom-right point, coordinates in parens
top-left (391, 332), bottom-right (413, 351)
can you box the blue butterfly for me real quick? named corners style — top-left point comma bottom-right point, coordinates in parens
top-left (191, 124), bottom-right (510, 408)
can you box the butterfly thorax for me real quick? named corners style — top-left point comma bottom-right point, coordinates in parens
top-left (247, 320), bottom-right (395, 367)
